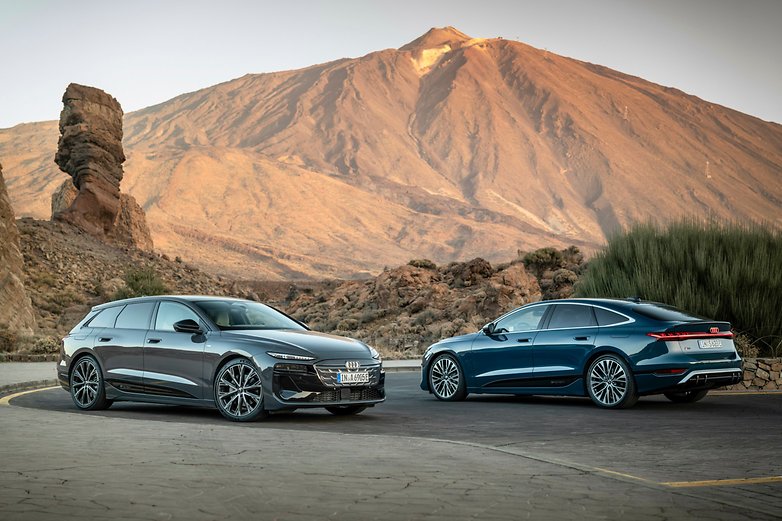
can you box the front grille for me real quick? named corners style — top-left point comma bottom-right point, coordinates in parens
top-left (304, 387), bottom-right (385, 403)
top-left (315, 362), bottom-right (382, 387)
top-left (277, 386), bottom-right (385, 404)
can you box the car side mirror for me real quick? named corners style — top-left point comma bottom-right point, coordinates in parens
top-left (482, 323), bottom-right (496, 336)
top-left (173, 319), bottom-right (203, 334)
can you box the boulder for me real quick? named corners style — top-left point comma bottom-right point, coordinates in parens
top-left (0, 162), bottom-right (37, 333)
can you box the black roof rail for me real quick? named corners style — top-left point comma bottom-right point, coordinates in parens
top-left (624, 296), bottom-right (642, 303)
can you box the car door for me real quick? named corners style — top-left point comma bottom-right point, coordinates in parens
top-left (142, 300), bottom-right (208, 399)
top-left (532, 304), bottom-right (598, 384)
top-left (466, 304), bottom-right (550, 389)
top-left (95, 302), bottom-right (155, 393)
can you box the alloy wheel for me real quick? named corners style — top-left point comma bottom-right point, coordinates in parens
top-left (589, 357), bottom-right (629, 407)
top-left (71, 357), bottom-right (100, 408)
top-left (430, 355), bottom-right (465, 400)
top-left (216, 361), bottom-right (263, 419)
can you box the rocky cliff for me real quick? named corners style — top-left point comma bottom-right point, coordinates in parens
top-left (287, 258), bottom-right (543, 356)
top-left (0, 162), bottom-right (37, 334)
top-left (52, 83), bottom-right (153, 251)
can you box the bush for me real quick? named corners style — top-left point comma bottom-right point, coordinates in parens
top-left (575, 219), bottom-right (782, 355)
top-left (408, 259), bottom-right (437, 270)
top-left (114, 267), bottom-right (168, 300)
top-left (0, 328), bottom-right (17, 353)
top-left (523, 247), bottom-right (564, 277)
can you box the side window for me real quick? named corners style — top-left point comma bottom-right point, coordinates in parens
top-left (547, 304), bottom-right (597, 329)
top-left (594, 307), bottom-right (628, 326)
top-left (86, 306), bottom-right (124, 328)
top-left (114, 302), bottom-right (155, 330)
top-left (154, 302), bottom-right (201, 332)
top-left (496, 305), bottom-right (548, 333)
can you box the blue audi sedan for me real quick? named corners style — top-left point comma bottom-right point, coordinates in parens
top-left (420, 298), bottom-right (742, 408)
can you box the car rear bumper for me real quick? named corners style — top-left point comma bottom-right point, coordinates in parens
top-left (636, 365), bottom-right (742, 395)
top-left (675, 368), bottom-right (743, 388)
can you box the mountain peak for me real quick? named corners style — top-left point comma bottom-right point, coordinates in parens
top-left (399, 26), bottom-right (472, 52)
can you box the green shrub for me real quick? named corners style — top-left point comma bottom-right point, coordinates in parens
top-left (114, 267), bottom-right (168, 300)
top-left (523, 247), bottom-right (564, 277)
top-left (575, 219), bottom-right (782, 355)
top-left (0, 328), bottom-right (17, 353)
top-left (408, 259), bottom-right (437, 270)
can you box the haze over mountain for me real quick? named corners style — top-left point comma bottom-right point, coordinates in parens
top-left (1, 27), bottom-right (781, 279)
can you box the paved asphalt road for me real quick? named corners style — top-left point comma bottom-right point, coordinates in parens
top-left (1, 372), bottom-right (780, 520)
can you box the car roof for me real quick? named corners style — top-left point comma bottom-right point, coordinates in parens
top-left (91, 295), bottom-right (252, 312)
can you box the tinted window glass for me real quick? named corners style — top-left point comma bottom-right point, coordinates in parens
top-left (632, 304), bottom-right (706, 322)
top-left (496, 305), bottom-right (548, 333)
top-left (114, 302), bottom-right (155, 330)
top-left (594, 307), bottom-right (628, 326)
top-left (87, 306), bottom-right (124, 328)
top-left (155, 302), bottom-right (201, 332)
top-left (193, 300), bottom-right (304, 330)
top-left (547, 304), bottom-right (597, 329)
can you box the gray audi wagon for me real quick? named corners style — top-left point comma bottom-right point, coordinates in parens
top-left (58, 296), bottom-right (385, 421)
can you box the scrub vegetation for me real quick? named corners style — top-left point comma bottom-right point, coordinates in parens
top-left (113, 267), bottom-right (169, 300)
top-left (575, 219), bottom-right (782, 356)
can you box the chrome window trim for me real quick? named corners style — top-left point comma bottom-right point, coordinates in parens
top-left (483, 302), bottom-right (635, 335)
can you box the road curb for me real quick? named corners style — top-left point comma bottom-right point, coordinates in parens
top-left (384, 366), bottom-right (420, 373)
top-left (0, 379), bottom-right (59, 397)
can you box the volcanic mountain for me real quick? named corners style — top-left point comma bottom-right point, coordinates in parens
top-left (2, 27), bottom-right (781, 279)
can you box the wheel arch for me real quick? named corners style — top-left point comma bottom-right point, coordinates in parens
top-left (68, 348), bottom-right (103, 379)
top-left (582, 347), bottom-right (636, 387)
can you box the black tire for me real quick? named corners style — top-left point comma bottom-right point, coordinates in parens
top-left (586, 354), bottom-right (638, 409)
top-left (214, 358), bottom-right (268, 422)
top-left (664, 390), bottom-right (709, 403)
top-left (69, 355), bottom-right (112, 410)
top-left (325, 405), bottom-right (367, 416)
top-left (428, 354), bottom-right (468, 401)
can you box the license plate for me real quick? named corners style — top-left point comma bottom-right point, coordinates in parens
top-left (698, 339), bottom-right (723, 349)
top-left (336, 371), bottom-right (370, 385)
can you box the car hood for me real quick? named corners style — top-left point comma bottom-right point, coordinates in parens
top-left (220, 329), bottom-right (373, 360)
top-left (436, 332), bottom-right (479, 346)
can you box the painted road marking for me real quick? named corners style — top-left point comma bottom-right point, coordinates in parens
top-left (711, 391), bottom-right (782, 396)
top-left (661, 476), bottom-right (782, 488)
top-left (0, 386), bottom-right (59, 406)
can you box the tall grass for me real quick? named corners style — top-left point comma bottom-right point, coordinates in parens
top-left (575, 219), bottom-right (782, 356)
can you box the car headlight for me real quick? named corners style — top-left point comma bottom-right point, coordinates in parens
top-left (369, 346), bottom-right (382, 361)
top-left (267, 352), bottom-right (316, 361)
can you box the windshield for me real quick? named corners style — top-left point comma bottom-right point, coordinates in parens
top-left (193, 300), bottom-right (305, 331)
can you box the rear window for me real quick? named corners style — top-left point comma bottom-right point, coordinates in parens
top-left (87, 306), bottom-right (124, 328)
top-left (632, 304), bottom-right (707, 323)
top-left (594, 307), bottom-right (629, 326)
top-left (114, 302), bottom-right (155, 330)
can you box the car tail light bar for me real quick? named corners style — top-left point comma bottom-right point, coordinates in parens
top-left (647, 331), bottom-right (734, 340)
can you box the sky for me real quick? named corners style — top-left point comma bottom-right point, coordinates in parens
top-left (0, 0), bottom-right (780, 129)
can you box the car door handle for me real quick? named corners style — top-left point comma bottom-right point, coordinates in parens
top-left (98, 337), bottom-right (112, 342)
top-left (574, 336), bottom-right (590, 341)
top-left (147, 338), bottom-right (162, 344)
top-left (517, 338), bottom-right (531, 343)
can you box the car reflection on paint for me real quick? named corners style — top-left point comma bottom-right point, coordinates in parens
top-left (58, 296), bottom-right (384, 421)
top-left (420, 298), bottom-right (742, 408)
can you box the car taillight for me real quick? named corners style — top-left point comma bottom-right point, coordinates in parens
top-left (647, 331), bottom-right (734, 340)
top-left (653, 368), bottom-right (687, 375)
